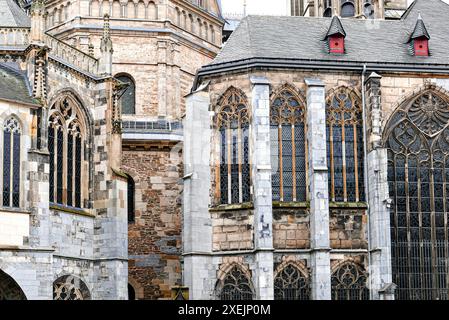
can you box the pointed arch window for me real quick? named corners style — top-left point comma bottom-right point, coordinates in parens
top-left (386, 90), bottom-right (449, 300)
top-left (216, 88), bottom-right (251, 205)
top-left (341, 0), bottom-right (355, 17)
top-left (116, 74), bottom-right (136, 115)
top-left (274, 264), bottom-right (310, 300)
top-left (326, 88), bottom-right (365, 202)
top-left (2, 117), bottom-right (21, 208)
top-left (48, 95), bottom-right (87, 209)
top-left (331, 261), bottom-right (369, 300)
top-left (270, 86), bottom-right (307, 202)
top-left (217, 266), bottom-right (254, 300)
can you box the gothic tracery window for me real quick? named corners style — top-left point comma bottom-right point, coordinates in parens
top-left (53, 275), bottom-right (91, 300)
top-left (274, 264), bottom-right (310, 300)
top-left (216, 87), bottom-right (251, 205)
top-left (270, 86), bottom-right (307, 202)
top-left (217, 266), bottom-right (254, 300)
top-left (48, 95), bottom-right (87, 209)
top-left (2, 117), bottom-right (21, 208)
top-left (331, 261), bottom-right (369, 300)
top-left (326, 87), bottom-right (365, 202)
top-left (386, 90), bottom-right (449, 300)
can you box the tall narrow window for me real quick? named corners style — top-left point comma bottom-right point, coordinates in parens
top-left (2, 118), bottom-right (21, 208)
top-left (48, 95), bottom-right (87, 209)
top-left (116, 74), bottom-right (136, 115)
top-left (271, 85), bottom-right (307, 202)
top-left (127, 175), bottom-right (135, 223)
top-left (340, 0), bottom-right (355, 17)
top-left (217, 266), bottom-right (254, 300)
top-left (326, 87), bottom-right (365, 202)
top-left (216, 87), bottom-right (251, 205)
top-left (386, 90), bottom-right (449, 300)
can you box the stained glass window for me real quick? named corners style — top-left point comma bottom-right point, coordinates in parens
top-left (215, 87), bottom-right (251, 205)
top-left (116, 75), bottom-right (136, 115)
top-left (218, 266), bottom-right (254, 300)
top-left (48, 95), bottom-right (87, 209)
top-left (270, 86), bottom-right (307, 202)
top-left (326, 87), bottom-right (365, 202)
top-left (274, 264), bottom-right (310, 300)
top-left (2, 117), bottom-right (21, 208)
top-left (386, 90), bottom-right (449, 300)
top-left (331, 261), bottom-right (369, 300)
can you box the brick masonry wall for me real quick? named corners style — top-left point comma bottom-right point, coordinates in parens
top-left (330, 209), bottom-right (367, 250)
top-left (122, 149), bottom-right (183, 299)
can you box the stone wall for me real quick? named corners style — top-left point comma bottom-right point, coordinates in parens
top-left (211, 210), bottom-right (253, 251)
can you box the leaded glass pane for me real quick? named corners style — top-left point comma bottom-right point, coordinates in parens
top-left (230, 131), bottom-right (239, 204)
top-left (218, 266), bottom-right (254, 300)
top-left (242, 126), bottom-right (251, 203)
top-left (282, 125), bottom-right (293, 201)
top-left (117, 75), bottom-right (136, 114)
top-left (220, 128), bottom-right (228, 204)
top-left (274, 265), bottom-right (310, 300)
top-left (48, 126), bottom-right (55, 203)
top-left (3, 129), bottom-right (10, 207)
top-left (333, 125), bottom-right (344, 201)
top-left (75, 136), bottom-right (82, 208)
top-left (67, 133), bottom-right (73, 207)
top-left (12, 132), bottom-right (20, 207)
top-left (57, 128), bottom-right (64, 204)
top-left (271, 125), bottom-right (280, 201)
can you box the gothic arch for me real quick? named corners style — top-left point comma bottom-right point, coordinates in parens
top-left (331, 259), bottom-right (369, 300)
top-left (384, 87), bottom-right (449, 300)
top-left (326, 86), bottom-right (365, 202)
top-left (270, 83), bottom-right (308, 202)
top-left (273, 260), bottom-right (310, 300)
top-left (53, 275), bottom-right (91, 300)
top-left (214, 86), bottom-right (251, 205)
top-left (215, 263), bottom-right (254, 300)
top-left (115, 73), bottom-right (136, 115)
top-left (0, 269), bottom-right (27, 300)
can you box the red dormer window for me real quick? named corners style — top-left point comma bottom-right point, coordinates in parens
top-left (329, 35), bottom-right (345, 54)
top-left (414, 37), bottom-right (429, 56)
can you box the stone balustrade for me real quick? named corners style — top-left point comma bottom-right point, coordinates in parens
top-left (0, 27), bottom-right (30, 48)
top-left (44, 34), bottom-right (99, 75)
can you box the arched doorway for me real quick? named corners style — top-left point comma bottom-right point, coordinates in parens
top-left (0, 269), bottom-right (27, 300)
top-left (128, 283), bottom-right (136, 300)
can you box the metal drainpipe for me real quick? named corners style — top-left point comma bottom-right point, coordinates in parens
top-left (361, 63), bottom-right (373, 300)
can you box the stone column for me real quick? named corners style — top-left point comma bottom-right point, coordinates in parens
top-left (157, 40), bottom-right (168, 118)
top-left (365, 73), bottom-right (394, 300)
top-left (305, 78), bottom-right (331, 300)
top-left (250, 76), bottom-right (274, 300)
top-left (182, 83), bottom-right (213, 300)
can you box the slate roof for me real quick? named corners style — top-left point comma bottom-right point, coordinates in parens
top-left (0, 0), bottom-right (31, 27)
top-left (409, 14), bottom-right (430, 41)
top-left (324, 16), bottom-right (346, 38)
top-left (0, 63), bottom-right (39, 106)
top-left (206, 0), bottom-right (449, 69)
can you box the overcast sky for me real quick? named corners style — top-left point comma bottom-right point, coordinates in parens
top-left (221, 0), bottom-right (449, 16)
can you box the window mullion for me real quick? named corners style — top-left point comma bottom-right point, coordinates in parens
top-left (9, 131), bottom-right (13, 207)
top-left (341, 114), bottom-right (347, 202)
top-left (329, 124), bottom-right (335, 202)
top-left (238, 125), bottom-right (243, 203)
top-left (353, 122), bottom-right (360, 202)
top-left (227, 125), bottom-right (231, 204)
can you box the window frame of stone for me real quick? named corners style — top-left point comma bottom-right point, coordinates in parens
top-left (0, 116), bottom-right (22, 208)
top-left (214, 87), bottom-right (252, 206)
top-left (274, 262), bottom-right (311, 300)
top-left (53, 275), bottom-right (91, 300)
top-left (331, 260), bottom-right (369, 300)
top-left (48, 93), bottom-right (89, 209)
top-left (115, 73), bottom-right (136, 115)
top-left (270, 84), bottom-right (308, 203)
top-left (216, 265), bottom-right (255, 300)
top-left (385, 88), bottom-right (449, 300)
top-left (326, 87), bottom-right (365, 203)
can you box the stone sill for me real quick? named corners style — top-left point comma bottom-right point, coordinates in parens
top-left (329, 202), bottom-right (368, 209)
top-left (272, 201), bottom-right (309, 209)
top-left (209, 202), bottom-right (254, 212)
top-left (0, 207), bottom-right (31, 215)
top-left (50, 203), bottom-right (94, 218)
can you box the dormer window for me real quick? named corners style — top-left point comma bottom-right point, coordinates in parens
top-left (414, 37), bottom-right (429, 56)
top-left (408, 14), bottom-right (430, 57)
top-left (329, 35), bottom-right (345, 54)
top-left (324, 16), bottom-right (346, 55)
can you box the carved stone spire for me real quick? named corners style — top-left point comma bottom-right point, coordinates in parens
top-left (99, 14), bottom-right (113, 75)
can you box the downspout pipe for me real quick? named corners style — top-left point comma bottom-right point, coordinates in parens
top-left (361, 63), bottom-right (373, 300)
